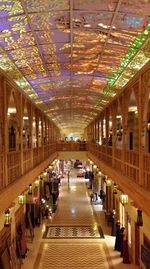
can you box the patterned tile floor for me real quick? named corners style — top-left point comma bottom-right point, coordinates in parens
top-left (36, 242), bottom-right (111, 269)
top-left (22, 170), bottom-right (139, 269)
top-left (42, 225), bottom-right (104, 239)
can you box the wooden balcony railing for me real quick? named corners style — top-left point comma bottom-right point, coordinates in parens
top-left (0, 143), bottom-right (57, 191)
top-left (33, 147), bottom-right (39, 167)
top-left (124, 149), bottom-right (139, 184)
top-left (87, 143), bottom-right (150, 192)
top-left (56, 141), bottom-right (87, 151)
top-left (7, 151), bottom-right (21, 184)
top-left (143, 152), bottom-right (150, 190)
top-left (3, 141), bottom-right (150, 195)
top-left (44, 143), bottom-right (57, 159)
top-left (23, 149), bottom-right (32, 174)
top-left (0, 154), bottom-right (4, 189)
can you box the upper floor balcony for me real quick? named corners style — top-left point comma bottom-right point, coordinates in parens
top-left (87, 143), bottom-right (150, 192)
top-left (1, 139), bottom-right (150, 205)
top-left (56, 141), bottom-right (87, 151)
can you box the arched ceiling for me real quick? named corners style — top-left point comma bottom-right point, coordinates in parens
top-left (0, 0), bottom-right (150, 133)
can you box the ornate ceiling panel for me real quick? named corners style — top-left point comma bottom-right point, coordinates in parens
top-left (0, 0), bottom-right (150, 131)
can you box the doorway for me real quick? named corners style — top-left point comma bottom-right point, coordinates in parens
top-left (129, 132), bottom-right (133, 150)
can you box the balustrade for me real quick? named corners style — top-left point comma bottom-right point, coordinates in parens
top-left (2, 140), bottom-right (150, 194)
top-left (87, 143), bottom-right (150, 191)
top-left (7, 151), bottom-right (21, 184)
top-left (107, 146), bottom-right (112, 156)
top-left (0, 154), bottom-right (4, 190)
top-left (124, 150), bottom-right (139, 184)
top-left (0, 143), bottom-right (56, 191)
top-left (23, 149), bottom-right (32, 174)
top-left (56, 141), bottom-right (87, 151)
top-left (44, 143), bottom-right (56, 159)
top-left (33, 148), bottom-right (39, 167)
top-left (114, 148), bottom-right (122, 172)
top-left (38, 147), bottom-right (44, 163)
top-left (143, 153), bottom-right (150, 191)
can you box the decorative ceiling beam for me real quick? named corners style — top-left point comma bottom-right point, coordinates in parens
top-left (91, 0), bottom-right (123, 85)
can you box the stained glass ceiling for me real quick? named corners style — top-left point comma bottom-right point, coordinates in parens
top-left (0, 0), bottom-right (150, 131)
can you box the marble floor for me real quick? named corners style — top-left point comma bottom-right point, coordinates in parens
top-left (22, 170), bottom-right (139, 269)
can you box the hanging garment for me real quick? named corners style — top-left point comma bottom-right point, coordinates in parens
top-left (114, 224), bottom-right (121, 251)
top-left (9, 241), bottom-right (19, 269)
top-left (34, 204), bottom-right (41, 226)
top-left (20, 223), bottom-right (28, 258)
top-left (89, 171), bottom-right (94, 180)
top-left (85, 171), bottom-right (89, 179)
top-left (0, 248), bottom-right (11, 269)
top-left (25, 204), bottom-right (34, 239)
top-left (16, 224), bottom-right (28, 259)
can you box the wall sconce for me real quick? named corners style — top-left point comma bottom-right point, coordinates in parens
top-left (147, 119), bottom-right (150, 131)
top-left (35, 179), bottom-right (40, 187)
top-left (120, 126), bottom-right (123, 133)
top-left (113, 183), bottom-right (118, 194)
top-left (22, 128), bottom-right (25, 136)
top-left (102, 175), bottom-right (106, 182)
top-left (117, 128), bottom-right (123, 138)
top-left (106, 179), bottom-right (111, 186)
top-left (109, 129), bottom-right (112, 135)
top-left (4, 209), bottom-right (11, 227)
top-left (137, 209), bottom-right (143, 226)
top-left (43, 171), bottom-right (47, 177)
top-left (28, 184), bottom-right (32, 195)
top-left (93, 164), bottom-right (97, 170)
top-left (120, 194), bottom-right (128, 205)
top-left (52, 160), bottom-right (55, 165)
top-left (90, 160), bottom-right (93, 165)
top-left (41, 198), bottom-right (46, 204)
top-left (18, 193), bottom-right (26, 205)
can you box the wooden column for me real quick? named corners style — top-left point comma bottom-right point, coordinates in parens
top-left (41, 115), bottom-right (44, 160)
top-left (0, 77), bottom-right (4, 188)
top-left (95, 119), bottom-right (97, 142)
top-left (92, 122), bottom-right (94, 142)
top-left (97, 117), bottom-right (100, 143)
top-left (28, 104), bottom-right (33, 168)
top-left (93, 120), bottom-right (95, 142)
top-left (35, 111), bottom-right (40, 163)
top-left (138, 76), bottom-right (144, 186)
top-left (35, 111), bottom-right (39, 148)
top-left (101, 116), bottom-right (104, 145)
top-left (120, 95), bottom-right (125, 174)
top-left (105, 109), bottom-right (109, 147)
top-left (111, 104), bottom-right (116, 168)
top-left (53, 124), bottom-right (56, 142)
top-left (51, 122), bottom-right (53, 143)
top-left (20, 94), bottom-right (24, 175)
top-left (49, 122), bottom-right (51, 143)
top-left (90, 122), bottom-right (92, 142)
top-left (106, 184), bottom-right (111, 212)
top-left (141, 69), bottom-right (150, 189)
top-left (2, 78), bottom-right (8, 187)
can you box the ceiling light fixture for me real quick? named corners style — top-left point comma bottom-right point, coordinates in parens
top-left (8, 107), bottom-right (17, 114)
top-left (97, 23), bottom-right (116, 29)
top-left (84, 24), bottom-right (91, 28)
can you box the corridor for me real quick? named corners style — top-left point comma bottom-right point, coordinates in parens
top-left (22, 170), bottom-right (138, 269)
